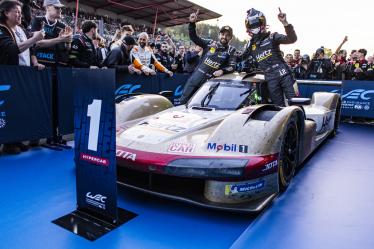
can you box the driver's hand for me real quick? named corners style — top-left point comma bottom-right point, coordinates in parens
top-left (189, 9), bottom-right (199, 23)
top-left (213, 70), bottom-right (223, 77)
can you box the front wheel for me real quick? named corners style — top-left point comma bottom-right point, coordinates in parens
top-left (279, 117), bottom-right (299, 192)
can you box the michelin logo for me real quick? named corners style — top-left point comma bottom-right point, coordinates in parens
top-left (225, 180), bottom-right (265, 195)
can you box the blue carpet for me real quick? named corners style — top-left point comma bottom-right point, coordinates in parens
top-left (231, 123), bottom-right (374, 249)
top-left (1, 123), bottom-right (373, 249)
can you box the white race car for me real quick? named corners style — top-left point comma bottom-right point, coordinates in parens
top-left (115, 72), bottom-right (341, 212)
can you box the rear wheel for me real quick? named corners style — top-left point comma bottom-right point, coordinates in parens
top-left (279, 117), bottom-right (299, 192)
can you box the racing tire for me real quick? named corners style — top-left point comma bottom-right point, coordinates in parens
top-left (279, 116), bottom-right (299, 192)
top-left (330, 99), bottom-right (341, 138)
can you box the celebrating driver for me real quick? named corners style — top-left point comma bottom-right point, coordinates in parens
top-left (242, 8), bottom-right (297, 106)
top-left (179, 10), bottom-right (237, 104)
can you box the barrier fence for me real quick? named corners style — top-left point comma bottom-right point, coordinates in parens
top-left (0, 66), bottom-right (373, 143)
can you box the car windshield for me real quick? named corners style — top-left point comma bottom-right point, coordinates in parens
top-left (187, 80), bottom-right (253, 110)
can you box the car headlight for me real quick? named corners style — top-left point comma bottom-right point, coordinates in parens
top-left (165, 158), bottom-right (248, 178)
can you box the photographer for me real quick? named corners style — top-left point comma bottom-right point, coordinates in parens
top-left (307, 48), bottom-right (333, 80)
top-left (293, 54), bottom-right (310, 79)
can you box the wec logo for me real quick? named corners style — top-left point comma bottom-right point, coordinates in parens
top-left (115, 84), bottom-right (142, 96)
top-left (86, 192), bottom-right (107, 203)
top-left (342, 89), bottom-right (374, 101)
top-left (0, 85), bottom-right (11, 106)
top-left (174, 85), bottom-right (183, 97)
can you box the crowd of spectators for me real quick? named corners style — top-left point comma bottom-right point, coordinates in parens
top-left (283, 37), bottom-right (374, 80)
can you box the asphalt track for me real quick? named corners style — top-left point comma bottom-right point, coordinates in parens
top-left (0, 123), bottom-right (373, 249)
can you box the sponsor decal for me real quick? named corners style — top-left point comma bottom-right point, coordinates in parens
top-left (262, 160), bottom-right (278, 172)
top-left (86, 192), bottom-right (107, 210)
top-left (173, 114), bottom-right (184, 118)
top-left (116, 149), bottom-right (137, 161)
top-left (209, 47), bottom-right (216, 54)
top-left (168, 142), bottom-right (195, 154)
top-left (36, 52), bottom-right (54, 60)
top-left (225, 180), bottom-right (265, 195)
top-left (203, 57), bottom-right (220, 69)
top-left (115, 84), bottom-right (142, 96)
top-left (251, 44), bottom-right (256, 51)
top-left (80, 153), bottom-right (109, 166)
top-left (207, 143), bottom-right (248, 153)
top-left (256, 49), bottom-right (272, 62)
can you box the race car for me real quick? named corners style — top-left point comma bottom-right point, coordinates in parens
top-left (115, 72), bottom-right (341, 212)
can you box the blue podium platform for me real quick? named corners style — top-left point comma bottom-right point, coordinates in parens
top-left (0, 123), bottom-right (373, 249)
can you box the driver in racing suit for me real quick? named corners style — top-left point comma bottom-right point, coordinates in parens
top-left (179, 10), bottom-right (237, 104)
top-left (130, 32), bottom-right (173, 77)
top-left (242, 8), bottom-right (297, 106)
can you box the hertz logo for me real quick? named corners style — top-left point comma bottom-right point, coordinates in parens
top-left (256, 49), bottom-right (272, 62)
top-left (203, 57), bottom-right (220, 69)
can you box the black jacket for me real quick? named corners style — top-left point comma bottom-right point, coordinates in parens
top-left (307, 58), bottom-right (333, 80)
top-left (69, 33), bottom-right (99, 68)
top-left (103, 43), bottom-right (131, 72)
top-left (242, 25), bottom-right (297, 80)
top-left (0, 24), bottom-right (21, 65)
top-left (188, 22), bottom-right (236, 78)
top-left (155, 51), bottom-right (173, 71)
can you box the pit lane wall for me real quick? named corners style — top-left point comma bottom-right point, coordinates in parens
top-left (0, 65), bottom-right (373, 144)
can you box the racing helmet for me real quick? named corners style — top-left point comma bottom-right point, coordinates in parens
top-left (245, 8), bottom-right (267, 31)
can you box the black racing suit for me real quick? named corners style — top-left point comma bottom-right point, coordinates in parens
top-left (179, 22), bottom-right (236, 104)
top-left (242, 24), bottom-right (297, 106)
top-left (69, 33), bottom-right (99, 68)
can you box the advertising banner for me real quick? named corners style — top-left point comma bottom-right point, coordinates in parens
top-left (0, 65), bottom-right (52, 143)
top-left (341, 80), bottom-right (374, 118)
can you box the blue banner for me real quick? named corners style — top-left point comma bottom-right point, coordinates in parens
top-left (57, 68), bottom-right (75, 135)
top-left (0, 65), bottom-right (52, 143)
top-left (298, 82), bottom-right (341, 99)
top-left (341, 80), bottom-right (374, 118)
top-left (74, 68), bottom-right (119, 223)
top-left (115, 73), bottom-right (159, 97)
top-left (158, 73), bottom-right (190, 105)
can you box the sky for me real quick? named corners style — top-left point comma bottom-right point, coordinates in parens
top-left (190, 0), bottom-right (374, 56)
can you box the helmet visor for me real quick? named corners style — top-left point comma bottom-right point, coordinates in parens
top-left (245, 16), bottom-right (262, 30)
